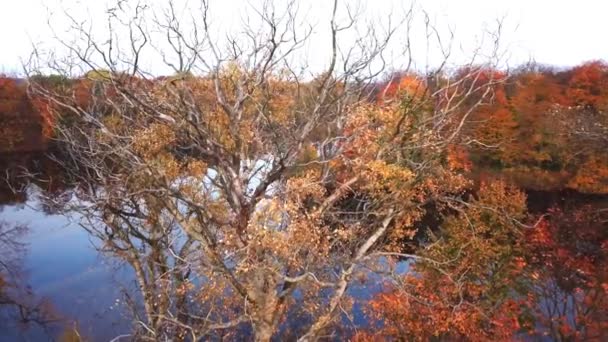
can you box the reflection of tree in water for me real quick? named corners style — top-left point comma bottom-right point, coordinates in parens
top-left (0, 220), bottom-right (62, 336)
top-left (525, 204), bottom-right (608, 341)
top-left (66, 198), bottom-right (243, 340)
top-left (0, 155), bottom-right (228, 339)
top-left (0, 153), bottom-right (72, 213)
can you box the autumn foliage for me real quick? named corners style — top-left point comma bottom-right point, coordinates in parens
top-left (371, 62), bottom-right (608, 195)
top-left (361, 186), bottom-right (607, 341)
top-left (364, 182), bottom-right (528, 340)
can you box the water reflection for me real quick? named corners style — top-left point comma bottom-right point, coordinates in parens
top-left (0, 155), bottom-right (386, 340)
top-left (0, 154), bottom-right (134, 340)
top-left (0, 219), bottom-right (60, 340)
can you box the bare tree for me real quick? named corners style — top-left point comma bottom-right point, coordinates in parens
top-left (26, 0), bottom-right (505, 340)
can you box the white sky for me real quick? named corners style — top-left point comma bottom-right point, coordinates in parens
top-left (1, 0), bottom-right (606, 75)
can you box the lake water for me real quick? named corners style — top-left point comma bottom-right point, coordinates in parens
top-left (0, 186), bottom-right (398, 341)
top-left (0, 154), bottom-right (605, 341)
top-left (0, 153), bottom-right (412, 340)
top-left (0, 188), bottom-right (135, 341)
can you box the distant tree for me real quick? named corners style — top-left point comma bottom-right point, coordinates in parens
top-left (566, 61), bottom-right (608, 110)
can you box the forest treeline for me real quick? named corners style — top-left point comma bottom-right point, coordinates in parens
top-left (1, 61), bottom-right (607, 194)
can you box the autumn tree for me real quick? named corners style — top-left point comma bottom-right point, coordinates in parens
top-left (27, 0), bottom-right (506, 340)
top-left (566, 61), bottom-right (608, 110)
top-left (0, 77), bottom-right (34, 152)
top-left (364, 181), bottom-right (529, 340)
top-left (508, 67), bottom-right (567, 169)
top-left (449, 61), bottom-right (608, 193)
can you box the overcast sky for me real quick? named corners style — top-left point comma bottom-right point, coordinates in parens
top-left (1, 0), bottom-right (606, 75)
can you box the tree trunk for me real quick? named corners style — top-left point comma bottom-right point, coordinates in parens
top-left (254, 322), bottom-right (274, 342)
